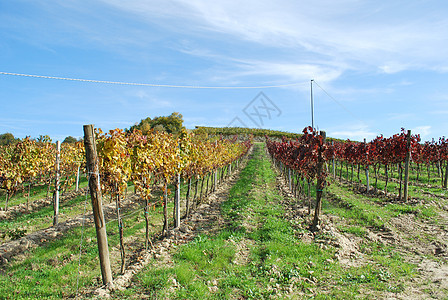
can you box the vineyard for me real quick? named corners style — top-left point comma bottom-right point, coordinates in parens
top-left (267, 127), bottom-right (448, 199)
top-left (0, 126), bottom-right (447, 299)
top-left (193, 126), bottom-right (304, 140)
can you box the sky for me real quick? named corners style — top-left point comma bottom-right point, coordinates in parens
top-left (1, 0), bottom-right (448, 142)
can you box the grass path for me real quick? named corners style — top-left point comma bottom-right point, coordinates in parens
top-left (112, 143), bottom-right (418, 299)
top-left (2, 143), bottom-right (442, 299)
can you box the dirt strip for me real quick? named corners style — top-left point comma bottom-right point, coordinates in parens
top-left (0, 187), bottom-right (89, 220)
top-left (0, 193), bottom-right (144, 265)
top-left (87, 149), bottom-right (252, 299)
top-left (274, 155), bottom-right (448, 299)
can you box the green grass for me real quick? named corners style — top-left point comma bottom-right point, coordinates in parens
top-left (0, 159), bottom-right (228, 243)
top-left (0, 225), bottom-right (101, 299)
top-left (0, 193), bottom-right (90, 243)
top-left (332, 161), bottom-right (448, 200)
top-left (0, 144), bottom-right (420, 299)
top-left (113, 143), bottom-right (414, 299)
top-left (325, 184), bottom-right (393, 229)
top-left (0, 194), bottom-right (169, 299)
top-left (0, 154), bottom-right (239, 299)
top-left (326, 180), bottom-right (440, 229)
top-left (338, 225), bottom-right (368, 237)
top-left (0, 176), bottom-right (89, 209)
top-left (385, 203), bottom-right (438, 220)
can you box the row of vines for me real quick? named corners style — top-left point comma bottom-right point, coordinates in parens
top-left (266, 127), bottom-right (448, 229)
top-left (332, 129), bottom-right (448, 194)
top-left (1, 127), bottom-right (252, 282)
top-left (93, 127), bottom-right (252, 274)
top-left (0, 139), bottom-right (84, 211)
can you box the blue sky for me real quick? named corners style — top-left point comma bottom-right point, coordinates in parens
top-left (1, 0), bottom-right (447, 142)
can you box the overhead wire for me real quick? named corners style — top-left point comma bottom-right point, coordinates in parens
top-left (312, 80), bottom-right (364, 123)
top-left (2, 70), bottom-right (368, 136)
top-left (0, 71), bottom-right (303, 89)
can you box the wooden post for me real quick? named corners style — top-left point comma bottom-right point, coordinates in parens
top-left (307, 180), bottom-right (311, 213)
top-left (53, 141), bottom-right (60, 226)
top-left (115, 190), bottom-right (125, 274)
top-left (403, 130), bottom-right (411, 201)
top-left (444, 161), bottom-right (448, 189)
top-left (288, 168), bottom-right (292, 191)
top-left (384, 165), bottom-right (389, 194)
top-left (441, 162), bottom-right (445, 187)
top-left (221, 167), bottom-right (225, 183)
top-left (199, 176), bottom-right (204, 202)
top-left (364, 138), bottom-right (370, 193)
top-left (4, 191), bottom-right (9, 211)
top-left (205, 173), bottom-right (210, 195)
top-left (26, 182), bottom-right (31, 211)
top-left (83, 124), bottom-right (113, 288)
top-left (75, 164), bottom-right (80, 192)
top-left (163, 180), bottom-right (168, 236)
top-left (332, 141), bottom-right (336, 178)
top-left (185, 178), bottom-right (191, 218)
top-left (193, 178), bottom-right (199, 209)
top-left (174, 173), bottom-right (180, 228)
top-left (312, 131), bottom-right (326, 230)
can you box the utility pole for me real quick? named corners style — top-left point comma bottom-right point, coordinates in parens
top-left (311, 79), bottom-right (314, 130)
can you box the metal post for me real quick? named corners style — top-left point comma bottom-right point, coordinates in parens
top-left (311, 79), bottom-right (314, 130)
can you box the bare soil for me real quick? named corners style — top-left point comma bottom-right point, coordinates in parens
top-left (88, 150), bottom-right (252, 299)
top-left (274, 157), bottom-right (448, 299)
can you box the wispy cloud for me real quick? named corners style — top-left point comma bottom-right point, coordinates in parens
top-left (328, 122), bottom-right (377, 141)
top-left (387, 113), bottom-right (416, 121)
top-left (133, 90), bottom-right (174, 108)
top-left (379, 63), bottom-right (411, 74)
top-left (8, 0), bottom-right (446, 86)
top-left (430, 110), bottom-right (448, 115)
top-left (3, 0), bottom-right (448, 141)
top-left (101, 0), bottom-right (448, 75)
top-left (411, 125), bottom-right (431, 140)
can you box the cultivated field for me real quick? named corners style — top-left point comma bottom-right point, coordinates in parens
top-left (1, 131), bottom-right (447, 299)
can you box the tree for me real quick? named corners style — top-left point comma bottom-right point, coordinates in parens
top-left (0, 133), bottom-right (16, 145)
top-left (151, 112), bottom-right (184, 134)
top-left (141, 123), bottom-right (151, 135)
top-left (63, 136), bottom-right (78, 143)
top-left (128, 117), bottom-right (152, 133)
top-left (153, 124), bottom-right (165, 132)
top-left (37, 135), bottom-right (52, 143)
top-left (127, 112), bottom-right (185, 135)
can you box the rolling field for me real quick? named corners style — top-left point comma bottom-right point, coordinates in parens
top-left (0, 142), bottom-right (447, 299)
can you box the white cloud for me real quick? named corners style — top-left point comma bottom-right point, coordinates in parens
top-left (133, 90), bottom-right (174, 108)
top-left (379, 63), bottom-right (410, 74)
top-left (430, 110), bottom-right (448, 115)
top-left (387, 113), bottom-right (416, 121)
top-left (101, 0), bottom-right (448, 74)
top-left (237, 61), bottom-right (342, 83)
top-left (328, 123), bottom-right (377, 142)
top-left (411, 125), bottom-right (431, 139)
